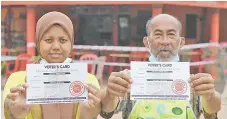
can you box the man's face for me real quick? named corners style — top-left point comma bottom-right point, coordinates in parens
top-left (143, 17), bottom-right (185, 62)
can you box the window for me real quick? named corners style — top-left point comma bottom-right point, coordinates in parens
top-left (118, 15), bottom-right (130, 46)
top-left (137, 10), bottom-right (152, 36)
top-left (186, 14), bottom-right (197, 39)
top-left (1, 7), bottom-right (27, 49)
top-left (78, 15), bottom-right (113, 45)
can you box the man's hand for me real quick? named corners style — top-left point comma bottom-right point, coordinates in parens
top-left (106, 69), bottom-right (133, 99)
top-left (189, 73), bottom-right (215, 101)
top-left (189, 73), bottom-right (221, 114)
top-left (101, 69), bottom-right (133, 113)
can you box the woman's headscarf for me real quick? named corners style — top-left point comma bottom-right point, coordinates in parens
top-left (35, 11), bottom-right (74, 53)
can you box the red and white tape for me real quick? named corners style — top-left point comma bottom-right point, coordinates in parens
top-left (73, 42), bottom-right (227, 52)
top-left (27, 42), bottom-right (36, 48)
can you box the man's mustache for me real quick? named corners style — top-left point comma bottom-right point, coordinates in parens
top-left (157, 46), bottom-right (174, 54)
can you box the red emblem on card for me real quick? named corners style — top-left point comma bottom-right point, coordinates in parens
top-left (69, 81), bottom-right (85, 96)
top-left (172, 79), bottom-right (187, 95)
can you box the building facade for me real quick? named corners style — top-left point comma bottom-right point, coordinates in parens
top-left (1, 1), bottom-right (227, 56)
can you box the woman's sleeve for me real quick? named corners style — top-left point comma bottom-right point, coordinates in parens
top-left (3, 71), bottom-right (26, 104)
top-left (87, 73), bottom-right (100, 89)
top-left (3, 71), bottom-right (27, 119)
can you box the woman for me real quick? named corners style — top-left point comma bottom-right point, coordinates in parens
top-left (4, 11), bottom-right (103, 119)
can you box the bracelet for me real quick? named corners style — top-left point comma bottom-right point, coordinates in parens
top-left (100, 109), bottom-right (115, 119)
top-left (100, 97), bottom-right (120, 119)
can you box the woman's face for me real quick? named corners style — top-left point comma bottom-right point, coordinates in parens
top-left (39, 24), bottom-right (72, 63)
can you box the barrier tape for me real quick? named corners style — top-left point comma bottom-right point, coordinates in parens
top-left (73, 42), bottom-right (227, 51)
top-left (74, 60), bottom-right (217, 66)
top-left (72, 42), bottom-right (226, 66)
top-left (27, 42), bottom-right (36, 48)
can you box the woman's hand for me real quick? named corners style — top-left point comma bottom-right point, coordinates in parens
top-left (80, 84), bottom-right (105, 119)
top-left (5, 84), bottom-right (30, 118)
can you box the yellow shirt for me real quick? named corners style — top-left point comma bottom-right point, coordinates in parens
top-left (4, 71), bottom-right (100, 119)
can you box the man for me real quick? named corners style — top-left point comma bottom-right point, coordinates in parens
top-left (100, 14), bottom-right (221, 119)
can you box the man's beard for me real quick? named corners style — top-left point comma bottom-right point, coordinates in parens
top-left (154, 45), bottom-right (178, 62)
